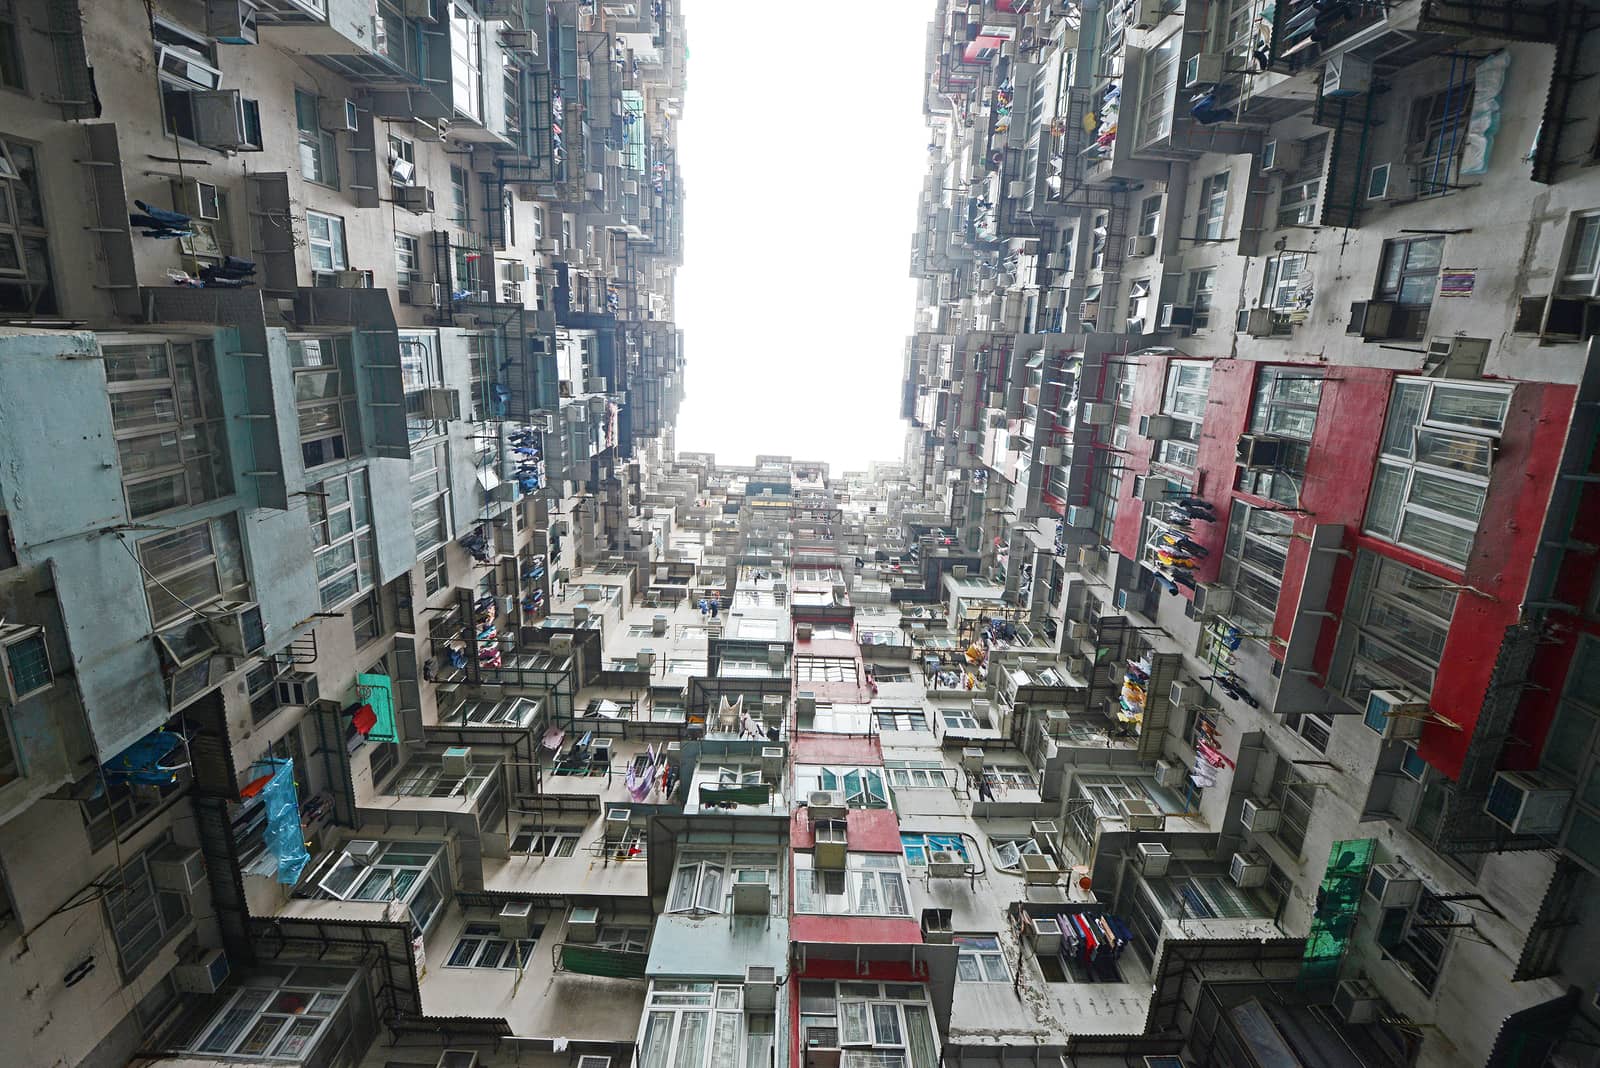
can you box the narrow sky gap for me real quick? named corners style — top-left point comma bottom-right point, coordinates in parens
top-left (674, 3), bottom-right (931, 471)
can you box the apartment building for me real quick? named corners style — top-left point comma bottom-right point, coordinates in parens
top-left (900, 0), bottom-right (1600, 1065)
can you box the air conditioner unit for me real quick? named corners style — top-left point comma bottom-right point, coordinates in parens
top-left (1240, 797), bottom-right (1281, 834)
top-left (319, 97), bottom-right (359, 133)
top-left (1241, 306), bottom-right (1280, 335)
top-left (928, 849), bottom-right (969, 878)
top-left (1184, 53), bottom-right (1226, 88)
top-left (1019, 852), bottom-right (1060, 885)
top-left (401, 0), bottom-right (436, 20)
top-left (920, 907), bottom-right (954, 944)
top-left (1425, 335), bottom-right (1491, 379)
top-left (744, 964), bottom-right (777, 1009)
top-left (1131, 0), bottom-right (1165, 28)
top-left (1154, 759), bottom-right (1183, 788)
top-left (396, 185), bottom-right (435, 214)
top-left (173, 947), bottom-right (230, 993)
top-left (276, 671), bottom-right (319, 706)
top-left (1137, 841), bottom-right (1172, 877)
top-left (548, 634), bottom-right (574, 654)
top-left (1347, 299), bottom-right (1399, 340)
top-left (567, 905), bottom-right (599, 942)
top-left (501, 28), bottom-right (538, 53)
top-left (1485, 770), bottom-right (1572, 836)
top-left (1043, 709), bottom-right (1071, 739)
top-left (346, 839), bottom-right (380, 862)
top-left (1119, 797), bottom-right (1165, 831)
top-left (1236, 432), bottom-right (1284, 469)
top-left (1038, 446), bottom-right (1064, 465)
top-left (588, 376), bottom-right (610, 393)
top-left (761, 745), bottom-right (785, 781)
top-left (1365, 688), bottom-right (1428, 740)
top-left (419, 387), bottom-right (462, 421)
top-left (333, 270), bottom-right (367, 288)
top-left (1333, 978), bottom-right (1383, 1024)
top-left (602, 805), bottom-right (630, 843)
top-left (1138, 414), bottom-right (1175, 439)
top-left (178, 178), bottom-right (221, 221)
top-left (813, 818), bottom-right (849, 869)
top-left (797, 691), bottom-right (817, 716)
top-left (1323, 54), bottom-right (1372, 97)
top-left (151, 845), bottom-right (207, 893)
top-left (1193, 582), bottom-right (1233, 617)
top-left (500, 261), bottom-right (528, 284)
top-left (1066, 622), bottom-right (1090, 641)
top-left (795, 621), bottom-right (813, 641)
top-left (732, 870), bottom-right (771, 915)
top-left (407, 280), bottom-right (440, 306)
top-left (1031, 820), bottom-right (1059, 850)
top-left (584, 172), bottom-right (605, 193)
top-left (1066, 505), bottom-right (1096, 528)
top-left (1261, 139), bottom-right (1302, 176)
top-left (496, 899), bottom-right (535, 938)
top-left (1367, 161), bottom-right (1412, 202)
top-left (1366, 862), bottom-right (1422, 908)
top-left (1028, 915), bottom-right (1063, 955)
top-left (1158, 304), bottom-right (1195, 330)
top-left (1080, 402), bottom-right (1113, 425)
top-left (190, 88), bottom-right (258, 151)
top-left (1066, 655), bottom-right (1089, 675)
top-left (441, 746), bottom-right (472, 776)
top-left (438, 1053), bottom-right (480, 1068)
top-left (204, 599), bottom-right (265, 657)
top-left (808, 790), bottom-right (847, 820)
top-left (961, 746), bottom-right (986, 773)
top-left (1230, 850), bottom-right (1268, 888)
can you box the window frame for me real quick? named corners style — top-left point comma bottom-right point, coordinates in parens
top-left (953, 935), bottom-right (1010, 983)
top-left (304, 210), bottom-right (348, 274)
top-left (104, 339), bottom-right (233, 519)
top-left (0, 135), bottom-right (55, 316)
top-left (1196, 171), bottom-right (1229, 241)
top-left (294, 89), bottom-right (340, 189)
top-left (103, 840), bottom-right (192, 978)
top-left (1558, 210), bottom-right (1600, 298)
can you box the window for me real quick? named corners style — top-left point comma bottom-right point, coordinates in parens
top-left (137, 515), bottom-right (247, 627)
top-left (246, 661), bottom-right (287, 725)
top-left (1089, 213), bottom-right (1107, 271)
top-left (597, 925), bottom-right (650, 952)
top-left (1559, 211), bottom-right (1600, 297)
top-left (103, 842), bottom-right (191, 976)
top-left (884, 760), bottom-right (948, 788)
top-left (1364, 379), bottom-right (1509, 566)
top-left (1375, 236), bottom-right (1444, 339)
top-left (2, 626), bottom-right (50, 700)
top-left (1155, 360), bottom-right (1212, 469)
top-left (0, 1), bottom-right (23, 90)
top-left (450, 164), bottom-right (470, 228)
top-left (309, 470), bottom-right (376, 610)
top-left (990, 836), bottom-right (1044, 872)
top-left (640, 982), bottom-right (756, 1068)
top-left (873, 706), bottom-right (926, 732)
top-left (794, 853), bottom-right (910, 917)
top-left (1408, 88), bottom-right (1472, 197)
top-left (1330, 550), bottom-right (1458, 711)
top-left (900, 833), bottom-right (968, 867)
top-left (981, 764), bottom-right (1036, 792)
top-left (387, 134), bottom-right (414, 184)
top-left (1261, 252), bottom-right (1307, 310)
top-left (314, 839), bottom-right (447, 936)
top-left (798, 983), bottom-right (938, 1068)
top-left (1236, 366), bottom-right (1323, 506)
top-left (668, 849), bottom-right (778, 914)
top-left (391, 754), bottom-right (490, 798)
top-left (1267, 759), bottom-right (1315, 856)
top-left (512, 826), bottom-right (581, 856)
top-left (422, 547), bottom-right (449, 596)
top-left (305, 211), bottom-right (347, 273)
top-left (1187, 267), bottom-right (1217, 328)
top-left (1219, 503), bottom-right (1294, 631)
top-left (1196, 171), bottom-right (1229, 240)
top-left (802, 702), bottom-right (872, 732)
top-left (954, 936), bottom-right (1009, 982)
top-left (104, 340), bottom-right (233, 518)
top-left (941, 706), bottom-right (980, 730)
top-left (1379, 890), bottom-right (1456, 994)
top-left (665, 657), bottom-right (707, 677)
top-left (409, 442), bottom-right (450, 555)
top-left (1139, 35), bottom-right (1180, 145)
top-left (1138, 194), bottom-right (1162, 236)
top-left (0, 136), bottom-right (55, 316)
top-left (294, 90), bottom-right (339, 188)
top-left (1275, 135), bottom-right (1327, 228)
top-left (395, 234), bottom-right (418, 285)
top-left (797, 656), bottom-right (857, 683)
top-left (446, 922), bottom-right (538, 969)
top-left (291, 335), bottom-right (361, 468)
top-left (81, 770), bottom-right (187, 850)
top-left (450, 5), bottom-right (484, 122)
top-left (351, 590), bottom-right (382, 646)
top-left (185, 965), bottom-right (360, 1061)
top-left (796, 765), bottom-right (889, 809)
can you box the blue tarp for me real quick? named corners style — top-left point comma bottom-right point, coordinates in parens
top-left (257, 758), bottom-right (310, 885)
top-left (100, 730), bottom-right (184, 788)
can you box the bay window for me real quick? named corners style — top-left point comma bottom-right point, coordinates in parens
top-left (309, 470), bottom-right (375, 610)
top-left (639, 982), bottom-right (765, 1068)
top-left (313, 840), bottom-right (447, 937)
top-left (796, 765), bottom-right (889, 809)
top-left (137, 514), bottom-right (248, 627)
top-left (104, 339), bottom-right (233, 518)
top-left (668, 849), bottom-right (778, 914)
top-left (798, 982), bottom-right (939, 1068)
top-left (183, 965), bottom-right (367, 1063)
top-left (1363, 378), bottom-right (1509, 566)
top-left (1329, 550), bottom-right (1458, 710)
top-left (794, 853), bottom-right (910, 917)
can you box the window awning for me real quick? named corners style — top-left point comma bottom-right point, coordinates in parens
top-left (1025, 352), bottom-right (1047, 368)
top-left (476, 467), bottom-right (502, 492)
top-left (1083, 285), bottom-right (1102, 302)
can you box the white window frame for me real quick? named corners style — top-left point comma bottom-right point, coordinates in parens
top-left (667, 849), bottom-right (778, 915)
top-left (1197, 171), bottom-right (1229, 241)
top-left (446, 922), bottom-right (537, 969)
top-left (305, 210), bottom-right (347, 273)
top-left (104, 339), bottom-right (232, 519)
top-left (1559, 210), bottom-right (1600, 298)
top-left (309, 469), bottom-right (375, 610)
top-left (185, 965), bottom-right (358, 1061)
top-left (793, 853), bottom-right (911, 917)
top-left (954, 935), bottom-right (1010, 983)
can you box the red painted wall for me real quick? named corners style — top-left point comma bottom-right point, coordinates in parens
top-left (790, 808), bottom-right (904, 852)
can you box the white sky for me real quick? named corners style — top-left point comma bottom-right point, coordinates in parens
top-left (672, 2), bottom-right (931, 473)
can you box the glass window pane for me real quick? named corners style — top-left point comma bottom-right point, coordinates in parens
top-left (1426, 385), bottom-right (1509, 433)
